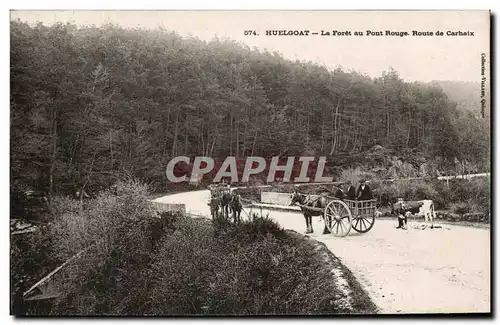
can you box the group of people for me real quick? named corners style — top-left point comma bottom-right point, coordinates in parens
top-left (334, 181), bottom-right (413, 230)
top-left (333, 179), bottom-right (374, 201)
top-left (333, 181), bottom-right (411, 229)
top-left (208, 180), bottom-right (243, 222)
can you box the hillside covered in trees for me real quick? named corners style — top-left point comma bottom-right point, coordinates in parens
top-left (10, 21), bottom-right (491, 196)
top-left (430, 80), bottom-right (488, 117)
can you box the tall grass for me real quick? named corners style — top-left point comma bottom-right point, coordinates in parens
top-left (38, 181), bottom-right (376, 315)
top-left (146, 214), bottom-right (363, 315)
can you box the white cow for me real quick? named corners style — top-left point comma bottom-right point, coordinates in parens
top-left (416, 200), bottom-right (436, 227)
top-left (393, 199), bottom-right (436, 228)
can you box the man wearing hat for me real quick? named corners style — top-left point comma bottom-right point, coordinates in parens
top-left (356, 179), bottom-right (374, 200)
top-left (396, 203), bottom-right (410, 229)
top-left (333, 184), bottom-right (345, 200)
top-left (345, 180), bottom-right (356, 200)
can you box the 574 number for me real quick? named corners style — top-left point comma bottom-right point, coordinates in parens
top-left (244, 30), bottom-right (258, 36)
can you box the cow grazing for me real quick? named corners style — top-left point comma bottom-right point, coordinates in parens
top-left (392, 199), bottom-right (436, 228)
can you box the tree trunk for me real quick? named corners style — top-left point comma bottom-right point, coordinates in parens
top-left (80, 150), bottom-right (97, 209)
top-left (200, 123), bottom-right (205, 156)
top-left (128, 121), bottom-right (133, 160)
top-left (385, 92), bottom-right (390, 138)
top-left (306, 110), bottom-right (310, 149)
top-left (210, 128), bottom-right (217, 156)
top-left (229, 114), bottom-right (233, 156)
top-left (343, 137), bottom-right (350, 151)
top-left (406, 126), bottom-right (411, 147)
top-left (48, 109), bottom-right (57, 199)
top-left (163, 106), bottom-right (171, 156)
top-left (171, 108), bottom-right (180, 156)
top-left (320, 112), bottom-right (325, 152)
top-left (330, 102), bottom-right (340, 154)
top-left (109, 131), bottom-right (113, 166)
top-left (70, 135), bottom-right (79, 166)
top-left (236, 119), bottom-right (240, 158)
top-left (184, 113), bottom-right (188, 155)
top-left (251, 128), bottom-right (258, 156)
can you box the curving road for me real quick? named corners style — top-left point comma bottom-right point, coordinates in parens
top-left (154, 190), bottom-right (491, 314)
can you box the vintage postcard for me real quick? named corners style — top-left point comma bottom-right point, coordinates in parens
top-left (10, 10), bottom-right (491, 316)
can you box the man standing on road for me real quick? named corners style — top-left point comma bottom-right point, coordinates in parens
top-left (396, 204), bottom-right (410, 229)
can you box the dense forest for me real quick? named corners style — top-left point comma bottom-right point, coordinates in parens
top-left (431, 80), bottom-right (487, 117)
top-left (10, 20), bottom-right (491, 196)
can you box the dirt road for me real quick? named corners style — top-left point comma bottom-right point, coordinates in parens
top-left (154, 190), bottom-right (491, 314)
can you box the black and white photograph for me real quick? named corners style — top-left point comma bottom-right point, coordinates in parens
top-left (9, 10), bottom-right (491, 316)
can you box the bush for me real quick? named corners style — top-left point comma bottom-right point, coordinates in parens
top-left (372, 182), bottom-right (397, 207)
top-left (48, 180), bottom-right (175, 315)
top-left (11, 225), bottom-right (61, 315)
top-left (449, 202), bottom-right (470, 215)
top-left (46, 196), bottom-right (374, 315)
top-left (50, 209), bottom-right (181, 316)
top-left (147, 215), bottom-right (356, 315)
top-left (410, 182), bottom-right (439, 201)
top-left (373, 180), bottom-right (443, 208)
top-left (433, 178), bottom-right (490, 214)
top-left (214, 213), bottom-right (287, 244)
top-left (50, 180), bottom-right (156, 260)
top-left (452, 178), bottom-right (490, 212)
top-left (48, 195), bottom-right (83, 218)
top-left (428, 179), bottom-right (451, 209)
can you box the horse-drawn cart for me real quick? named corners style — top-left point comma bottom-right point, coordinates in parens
top-left (294, 194), bottom-right (377, 237)
top-left (327, 199), bottom-right (377, 237)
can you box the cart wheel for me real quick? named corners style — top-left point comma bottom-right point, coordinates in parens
top-left (352, 214), bottom-right (376, 233)
top-left (324, 200), bottom-right (352, 237)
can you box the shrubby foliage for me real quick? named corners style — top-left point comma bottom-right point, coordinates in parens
top-left (50, 180), bottom-right (156, 261)
top-left (38, 182), bottom-right (376, 315)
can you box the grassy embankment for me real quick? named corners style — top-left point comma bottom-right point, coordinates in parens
top-left (12, 180), bottom-right (377, 316)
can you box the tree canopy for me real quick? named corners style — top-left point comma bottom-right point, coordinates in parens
top-left (10, 21), bottom-right (491, 195)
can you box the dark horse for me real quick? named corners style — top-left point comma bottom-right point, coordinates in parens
top-left (290, 190), bottom-right (330, 234)
top-left (219, 191), bottom-right (232, 219)
top-left (209, 197), bottom-right (220, 219)
top-left (230, 192), bottom-right (243, 223)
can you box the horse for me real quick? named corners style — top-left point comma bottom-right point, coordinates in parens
top-left (230, 192), bottom-right (243, 223)
top-left (209, 197), bottom-right (220, 219)
top-left (219, 190), bottom-right (232, 219)
top-left (290, 190), bottom-right (330, 234)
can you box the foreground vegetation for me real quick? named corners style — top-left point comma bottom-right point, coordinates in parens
top-left (12, 180), bottom-right (377, 316)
